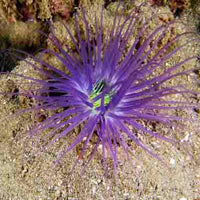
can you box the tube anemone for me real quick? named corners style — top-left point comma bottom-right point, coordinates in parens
top-left (1, 4), bottom-right (199, 174)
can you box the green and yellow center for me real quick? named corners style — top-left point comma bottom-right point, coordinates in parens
top-left (89, 80), bottom-right (111, 109)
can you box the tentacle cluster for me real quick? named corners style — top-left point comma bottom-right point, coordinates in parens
top-left (1, 4), bottom-right (199, 174)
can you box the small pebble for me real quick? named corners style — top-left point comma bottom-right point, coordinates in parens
top-left (170, 158), bottom-right (176, 166)
top-left (179, 197), bottom-right (187, 200)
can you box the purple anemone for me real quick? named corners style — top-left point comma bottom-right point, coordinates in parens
top-left (4, 5), bottom-right (199, 173)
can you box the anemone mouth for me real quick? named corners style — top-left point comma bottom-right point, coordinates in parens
top-left (89, 80), bottom-right (113, 110)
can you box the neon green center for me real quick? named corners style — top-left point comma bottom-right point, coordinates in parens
top-left (89, 80), bottom-right (111, 109)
